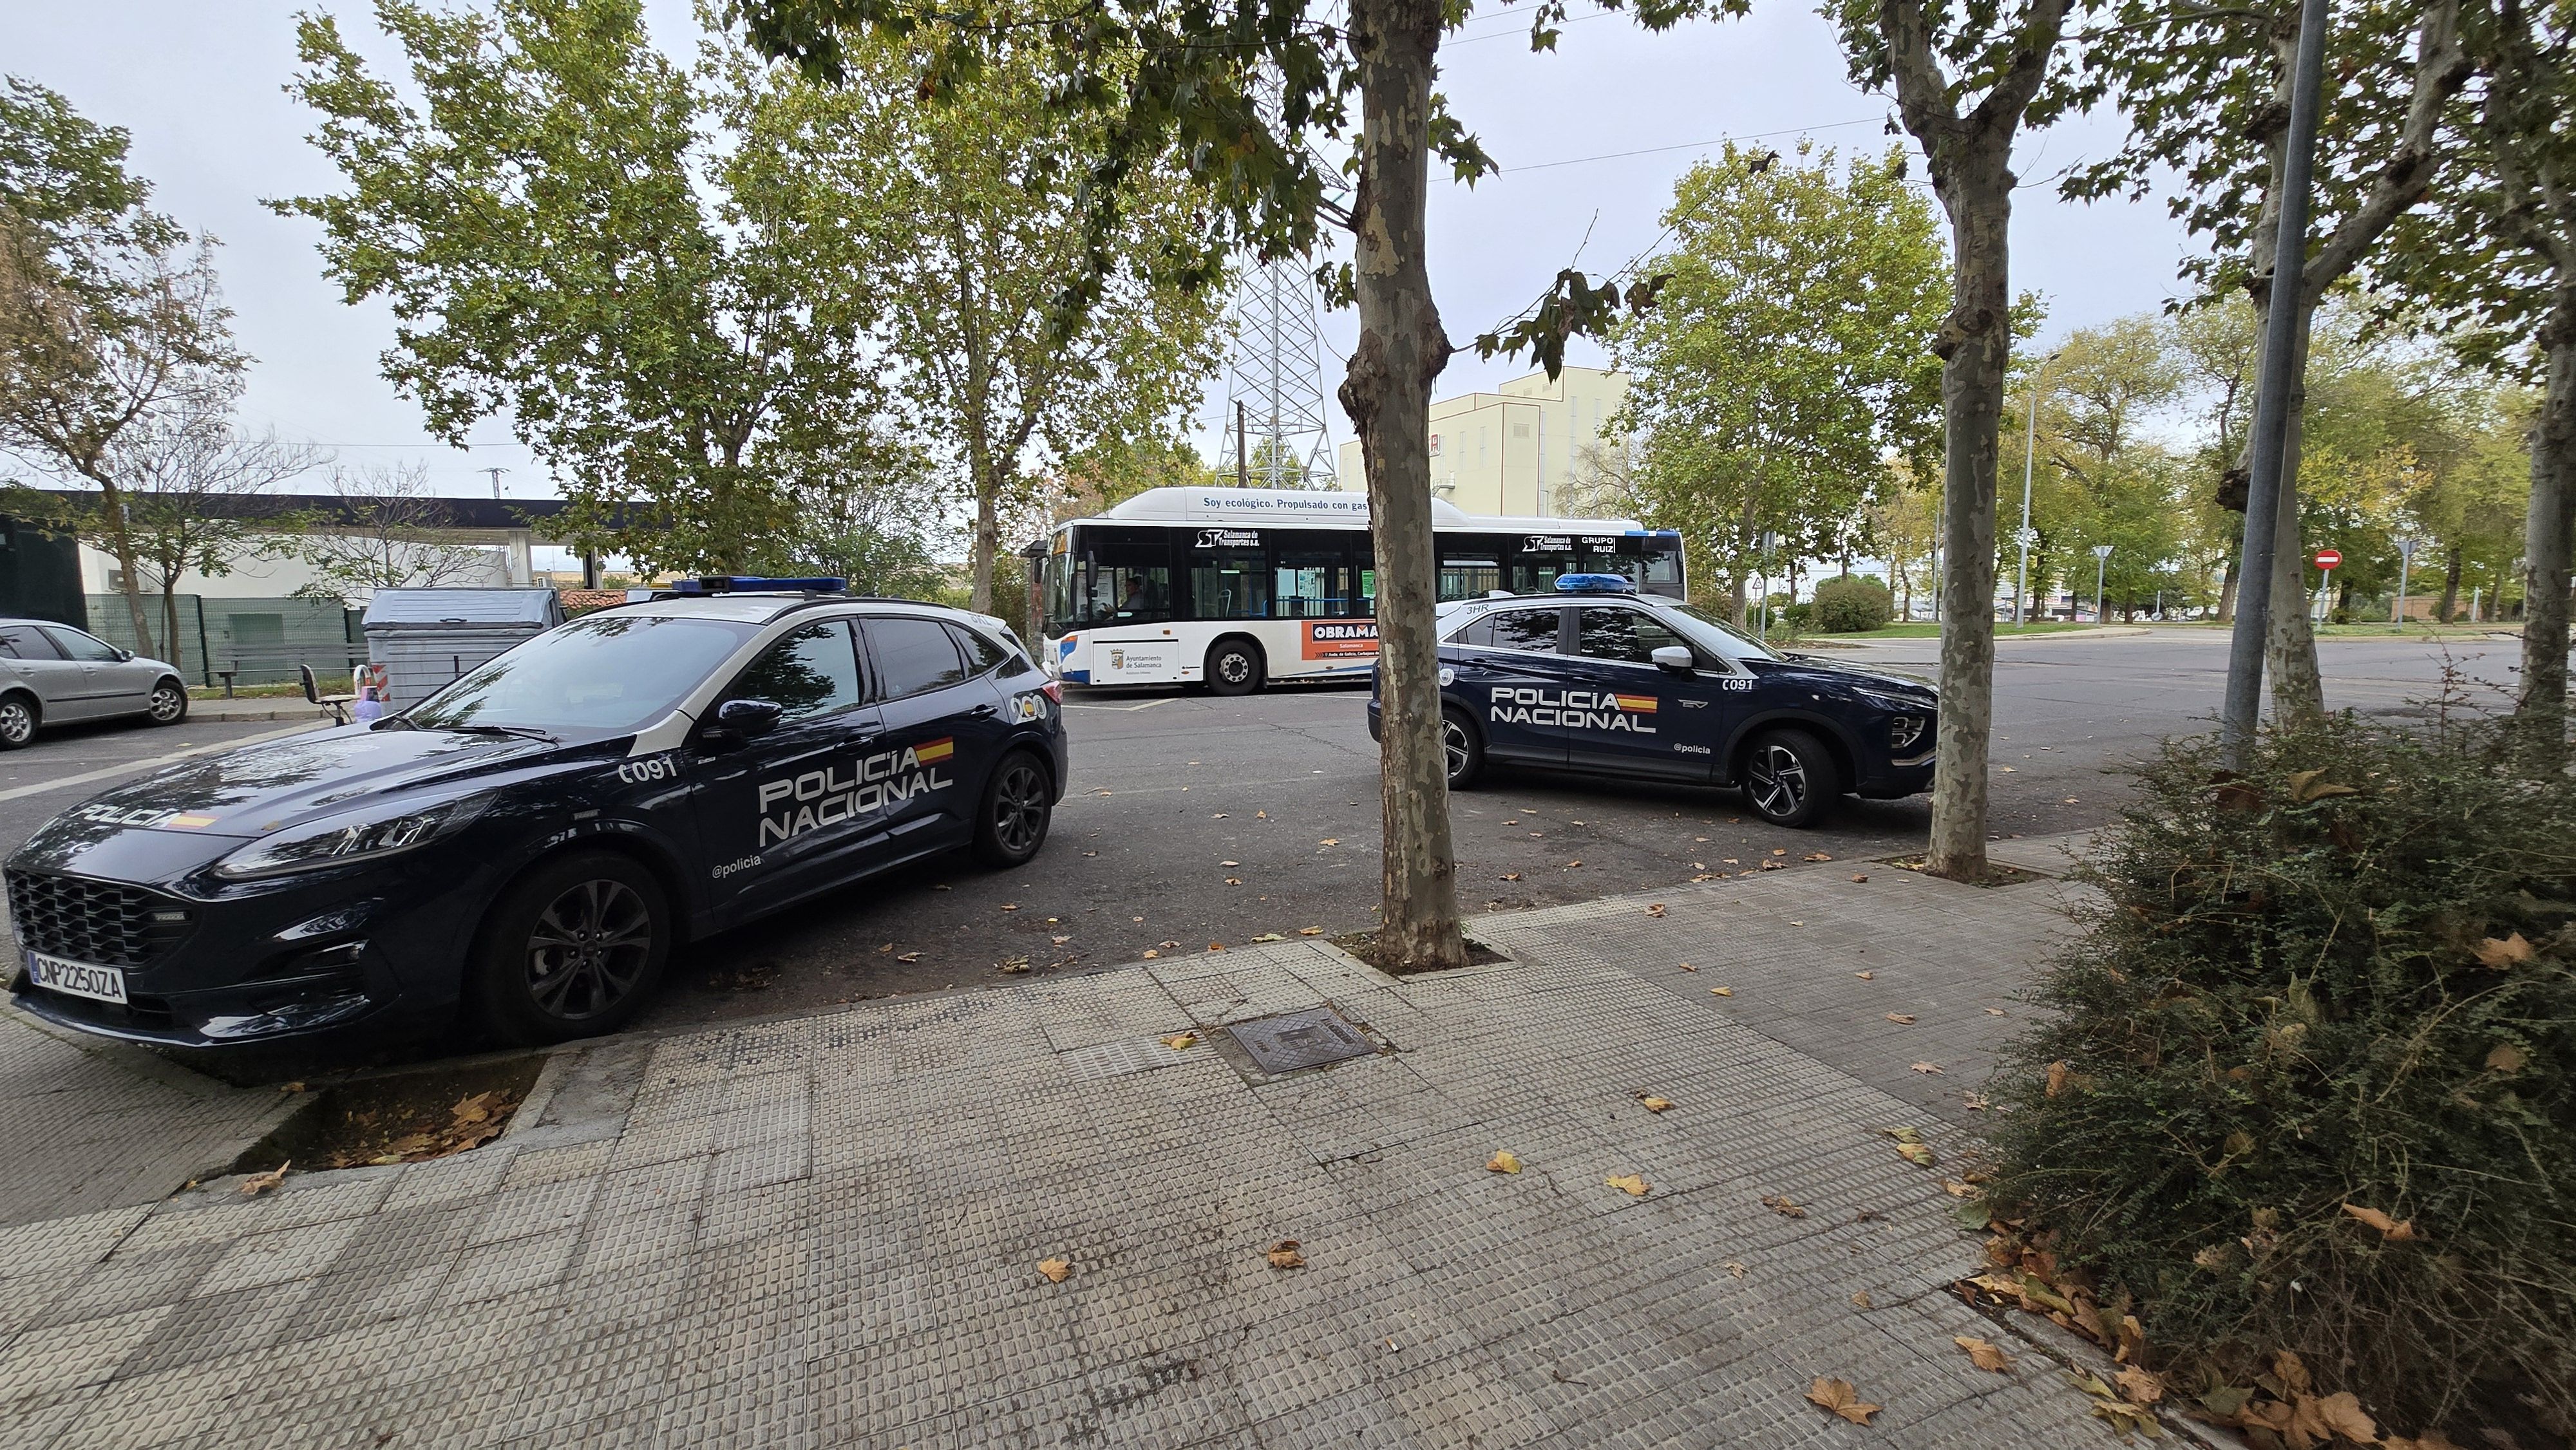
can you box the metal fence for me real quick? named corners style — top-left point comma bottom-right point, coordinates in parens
top-left (82, 595), bottom-right (365, 687)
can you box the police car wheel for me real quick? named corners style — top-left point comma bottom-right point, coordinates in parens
top-left (972, 751), bottom-right (1054, 867)
top-left (473, 851), bottom-right (670, 1044)
top-left (147, 682), bottom-right (187, 724)
top-left (0, 695), bottom-right (33, 749)
top-left (1206, 639), bottom-right (1264, 697)
top-left (1742, 728), bottom-right (1839, 827)
top-left (1441, 709), bottom-right (1485, 789)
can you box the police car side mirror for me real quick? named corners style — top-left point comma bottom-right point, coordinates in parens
top-left (709, 697), bottom-right (784, 744)
top-left (1651, 645), bottom-right (1695, 673)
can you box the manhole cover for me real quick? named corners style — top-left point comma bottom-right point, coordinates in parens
top-left (1227, 1006), bottom-right (1379, 1075)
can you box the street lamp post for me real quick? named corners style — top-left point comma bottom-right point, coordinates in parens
top-left (2393, 536), bottom-right (2418, 627)
top-left (2015, 352), bottom-right (2061, 627)
top-left (2091, 544), bottom-right (2113, 624)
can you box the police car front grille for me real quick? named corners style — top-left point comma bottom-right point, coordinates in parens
top-left (5, 871), bottom-right (188, 969)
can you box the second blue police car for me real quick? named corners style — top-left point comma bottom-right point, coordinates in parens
top-left (6, 579), bottom-right (1068, 1049)
top-left (1368, 576), bottom-right (1937, 827)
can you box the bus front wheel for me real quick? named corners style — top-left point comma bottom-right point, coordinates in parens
top-left (1206, 638), bottom-right (1265, 697)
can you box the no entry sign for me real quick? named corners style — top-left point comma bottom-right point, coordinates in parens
top-left (2315, 549), bottom-right (2344, 570)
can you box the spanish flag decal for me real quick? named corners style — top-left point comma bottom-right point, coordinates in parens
top-left (1611, 694), bottom-right (1660, 715)
top-left (912, 737), bottom-right (956, 764)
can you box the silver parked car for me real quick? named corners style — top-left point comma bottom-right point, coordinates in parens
top-left (0, 619), bottom-right (189, 748)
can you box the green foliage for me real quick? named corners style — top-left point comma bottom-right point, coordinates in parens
top-left (1810, 574), bottom-right (1894, 632)
top-left (278, 0), bottom-right (883, 574)
top-left (2060, 0), bottom-right (2469, 310)
top-left (1986, 710), bottom-right (2576, 1432)
top-left (744, 34), bottom-right (1224, 608)
top-left (1613, 142), bottom-right (1947, 614)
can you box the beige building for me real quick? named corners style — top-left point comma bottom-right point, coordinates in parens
top-left (1334, 365), bottom-right (1629, 518)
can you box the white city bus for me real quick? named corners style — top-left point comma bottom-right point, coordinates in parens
top-left (1029, 487), bottom-right (1684, 694)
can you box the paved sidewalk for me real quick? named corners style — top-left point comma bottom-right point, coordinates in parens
top-left (0, 1007), bottom-right (299, 1229)
top-left (0, 841), bottom-right (2125, 1450)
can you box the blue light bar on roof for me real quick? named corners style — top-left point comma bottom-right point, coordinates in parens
top-left (674, 576), bottom-right (847, 594)
top-left (1554, 573), bottom-right (1637, 594)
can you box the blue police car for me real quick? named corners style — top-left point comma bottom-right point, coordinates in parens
top-left (1368, 576), bottom-right (1937, 826)
top-left (5, 579), bottom-right (1068, 1048)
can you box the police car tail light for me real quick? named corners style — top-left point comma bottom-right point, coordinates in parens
top-left (212, 793), bottom-right (496, 881)
top-left (1889, 716), bottom-right (1926, 751)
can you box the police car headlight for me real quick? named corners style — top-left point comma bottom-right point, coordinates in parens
top-left (1850, 688), bottom-right (1935, 751)
top-left (213, 793), bottom-right (497, 881)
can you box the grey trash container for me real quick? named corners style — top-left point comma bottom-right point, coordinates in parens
top-left (362, 588), bottom-right (565, 708)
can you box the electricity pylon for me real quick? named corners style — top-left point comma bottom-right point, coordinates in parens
top-left (1217, 71), bottom-right (1341, 490)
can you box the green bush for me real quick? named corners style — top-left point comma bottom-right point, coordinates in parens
top-left (1985, 709), bottom-right (2575, 1436)
top-left (1812, 574), bottom-right (1895, 632)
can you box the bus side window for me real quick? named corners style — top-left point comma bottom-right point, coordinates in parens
top-left (1189, 549), bottom-right (1271, 620)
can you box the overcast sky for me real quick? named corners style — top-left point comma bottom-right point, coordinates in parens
top-left (9, 0), bottom-right (2199, 513)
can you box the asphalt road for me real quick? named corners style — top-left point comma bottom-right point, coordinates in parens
top-left (0, 628), bottom-right (2526, 1051)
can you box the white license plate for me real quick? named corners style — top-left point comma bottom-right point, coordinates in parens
top-left (26, 952), bottom-right (126, 1004)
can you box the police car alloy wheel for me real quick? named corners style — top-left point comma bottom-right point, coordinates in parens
top-left (147, 682), bottom-right (187, 725)
top-left (0, 697), bottom-right (32, 749)
top-left (974, 752), bottom-right (1054, 866)
top-left (1206, 639), bottom-right (1264, 697)
top-left (1442, 709), bottom-right (1485, 789)
top-left (1743, 728), bottom-right (1839, 827)
top-left (475, 851), bottom-right (670, 1044)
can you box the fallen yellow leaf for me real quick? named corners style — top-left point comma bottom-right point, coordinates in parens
top-left (1605, 1173), bottom-right (1651, 1197)
top-left (1037, 1257), bottom-right (1072, 1283)
top-left (1645, 903), bottom-right (1667, 918)
top-left (1637, 1095), bottom-right (1676, 1113)
top-left (239, 1162), bottom-right (289, 1197)
top-left (1161, 1032), bottom-right (1197, 1050)
top-left (1884, 1013), bottom-right (1916, 1024)
top-left (1804, 852), bottom-right (1832, 862)
top-left (1266, 1240), bottom-right (1305, 1269)
top-left (1909, 1062), bottom-right (1942, 1075)
top-left (1709, 986), bottom-right (1734, 997)
top-left (2486, 1041), bottom-right (2528, 1073)
top-left (2476, 932), bottom-right (2535, 969)
top-left (1804, 1377), bottom-right (1881, 1426)
top-left (1850, 874), bottom-right (1870, 883)
top-left (2115, 1364), bottom-right (2164, 1406)
top-left (1761, 1193), bottom-right (1806, 1219)
top-left (2339, 1202), bottom-right (2421, 1241)
top-left (2045, 1060), bottom-right (2071, 1097)
top-left (1896, 1142), bottom-right (1937, 1167)
top-left (1955, 1335), bottom-right (2011, 1372)
top-left (1854, 970), bottom-right (1874, 980)
top-left (1677, 962), bottom-right (1698, 972)
top-left (1850, 1290), bottom-right (1871, 1308)
top-left (1486, 1150), bottom-right (1522, 1174)
top-left (1298, 927), bottom-right (1325, 936)
top-left (1319, 838), bottom-right (1339, 847)
top-left (1142, 950), bottom-right (1159, 959)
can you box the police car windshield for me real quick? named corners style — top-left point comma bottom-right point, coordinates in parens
top-left (1664, 604), bottom-right (1784, 661)
top-left (407, 614), bottom-right (760, 734)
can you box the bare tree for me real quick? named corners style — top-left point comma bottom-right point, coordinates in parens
top-left (296, 463), bottom-right (495, 601)
top-left (111, 409), bottom-right (325, 659)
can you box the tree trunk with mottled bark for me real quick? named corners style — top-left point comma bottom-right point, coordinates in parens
top-left (1340, 0), bottom-right (1464, 972)
top-left (2437, 543), bottom-right (2461, 623)
top-left (1925, 158), bottom-right (2014, 882)
top-left (2519, 294), bottom-right (2575, 762)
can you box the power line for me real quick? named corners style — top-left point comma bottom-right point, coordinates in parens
top-left (1498, 115), bottom-right (1886, 175)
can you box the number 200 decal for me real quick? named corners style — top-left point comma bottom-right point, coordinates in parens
top-left (618, 754), bottom-right (681, 784)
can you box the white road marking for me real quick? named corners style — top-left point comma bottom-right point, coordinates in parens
top-left (0, 723), bottom-right (324, 805)
top-left (1063, 697), bottom-right (1175, 712)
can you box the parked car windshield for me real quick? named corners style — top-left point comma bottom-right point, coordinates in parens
top-left (1664, 603), bottom-right (1783, 662)
top-left (405, 614), bottom-right (758, 733)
